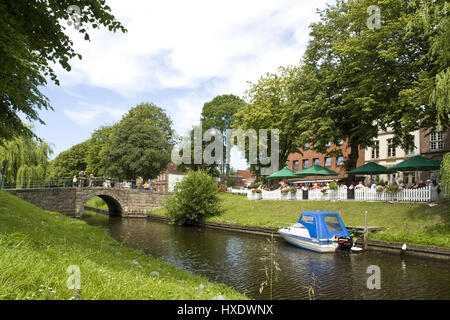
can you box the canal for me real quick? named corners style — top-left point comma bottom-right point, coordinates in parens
top-left (84, 216), bottom-right (450, 300)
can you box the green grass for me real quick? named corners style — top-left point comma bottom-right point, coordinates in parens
top-left (0, 191), bottom-right (247, 300)
top-left (152, 193), bottom-right (450, 248)
top-left (85, 196), bottom-right (108, 210)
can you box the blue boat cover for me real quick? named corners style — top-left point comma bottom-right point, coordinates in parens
top-left (298, 211), bottom-right (350, 239)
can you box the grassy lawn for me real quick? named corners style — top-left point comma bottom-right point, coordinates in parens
top-left (0, 191), bottom-right (246, 300)
top-left (85, 196), bottom-right (108, 210)
top-left (152, 193), bottom-right (450, 248)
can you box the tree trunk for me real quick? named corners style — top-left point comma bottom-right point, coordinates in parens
top-left (346, 139), bottom-right (360, 185)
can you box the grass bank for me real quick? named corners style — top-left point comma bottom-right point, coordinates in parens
top-left (0, 191), bottom-right (246, 300)
top-left (152, 194), bottom-right (450, 248)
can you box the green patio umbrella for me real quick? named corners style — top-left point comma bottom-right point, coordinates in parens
top-left (294, 165), bottom-right (339, 182)
top-left (266, 167), bottom-right (297, 179)
top-left (349, 162), bottom-right (388, 175)
top-left (387, 155), bottom-right (441, 183)
top-left (349, 162), bottom-right (388, 184)
top-left (387, 155), bottom-right (441, 172)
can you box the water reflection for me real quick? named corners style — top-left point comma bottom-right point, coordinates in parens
top-left (89, 217), bottom-right (450, 300)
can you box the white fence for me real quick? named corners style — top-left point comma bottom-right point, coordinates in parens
top-left (246, 186), bottom-right (441, 202)
top-left (246, 189), bottom-right (347, 201)
top-left (354, 186), bottom-right (439, 202)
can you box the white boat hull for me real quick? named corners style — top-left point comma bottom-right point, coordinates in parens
top-left (279, 232), bottom-right (337, 253)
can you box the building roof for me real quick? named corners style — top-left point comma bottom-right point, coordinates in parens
top-left (236, 170), bottom-right (254, 180)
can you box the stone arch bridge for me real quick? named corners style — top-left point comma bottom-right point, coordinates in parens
top-left (6, 187), bottom-right (167, 218)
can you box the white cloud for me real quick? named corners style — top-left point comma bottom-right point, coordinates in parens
top-left (56, 0), bottom-right (331, 95)
top-left (63, 102), bottom-right (127, 126)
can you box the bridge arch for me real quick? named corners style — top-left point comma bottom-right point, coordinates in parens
top-left (76, 188), bottom-right (126, 217)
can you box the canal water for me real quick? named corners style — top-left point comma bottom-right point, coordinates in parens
top-left (85, 216), bottom-right (450, 300)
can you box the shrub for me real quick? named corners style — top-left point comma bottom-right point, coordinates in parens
top-left (329, 182), bottom-right (338, 190)
top-left (385, 183), bottom-right (400, 194)
top-left (281, 188), bottom-right (289, 195)
top-left (252, 188), bottom-right (262, 194)
top-left (166, 171), bottom-right (222, 225)
top-left (217, 184), bottom-right (227, 193)
top-left (289, 187), bottom-right (297, 194)
top-left (376, 186), bottom-right (384, 193)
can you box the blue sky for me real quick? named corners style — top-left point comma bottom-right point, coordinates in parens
top-left (32, 0), bottom-right (332, 169)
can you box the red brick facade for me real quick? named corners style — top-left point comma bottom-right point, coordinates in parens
top-left (287, 141), bottom-right (365, 181)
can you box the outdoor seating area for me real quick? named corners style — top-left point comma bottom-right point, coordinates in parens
top-left (246, 155), bottom-right (445, 203)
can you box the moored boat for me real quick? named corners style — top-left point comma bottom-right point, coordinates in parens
top-left (278, 211), bottom-right (355, 253)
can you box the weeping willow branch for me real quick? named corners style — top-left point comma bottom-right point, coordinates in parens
top-left (0, 133), bottom-right (53, 185)
top-left (440, 153), bottom-right (450, 196)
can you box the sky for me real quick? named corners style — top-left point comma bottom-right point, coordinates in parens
top-left (33, 0), bottom-right (333, 170)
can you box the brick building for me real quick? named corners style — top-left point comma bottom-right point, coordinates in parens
top-left (364, 129), bottom-right (421, 184)
top-left (418, 129), bottom-right (450, 182)
top-left (365, 128), bottom-right (449, 184)
top-left (236, 170), bottom-right (255, 187)
top-left (287, 141), bottom-right (365, 183)
top-left (151, 162), bottom-right (187, 193)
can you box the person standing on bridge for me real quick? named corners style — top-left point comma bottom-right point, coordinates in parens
top-left (89, 174), bottom-right (94, 187)
top-left (72, 175), bottom-right (77, 187)
top-left (78, 171), bottom-right (85, 187)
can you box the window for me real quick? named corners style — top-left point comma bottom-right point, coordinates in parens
top-left (304, 142), bottom-right (310, 149)
top-left (430, 132), bottom-right (444, 151)
top-left (301, 215), bottom-right (314, 224)
top-left (430, 170), bottom-right (439, 182)
top-left (324, 215), bottom-right (343, 232)
top-left (324, 157), bottom-right (331, 167)
top-left (337, 156), bottom-right (344, 166)
top-left (303, 159), bottom-right (309, 169)
top-left (371, 141), bottom-right (379, 159)
top-left (387, 139), bottom-right (396, 157)
top-left (313, 158), bottom-right (320, 166)
top-left (293, 160), bottom-right (299, 170)
top-left (405, 145), bottom-right (415, 156)
top-left (338, 139), bottom-right (344, 146)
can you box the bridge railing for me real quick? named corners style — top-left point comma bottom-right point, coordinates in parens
top-left (1, 177), bottom-right (155, 191)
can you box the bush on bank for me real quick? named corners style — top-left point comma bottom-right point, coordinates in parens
top-left (166, 171), bottom-right (223, 225)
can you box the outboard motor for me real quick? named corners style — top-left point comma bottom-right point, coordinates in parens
top-left (333, 235), bottom-right (354, 250)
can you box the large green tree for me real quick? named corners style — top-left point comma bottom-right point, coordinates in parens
top-left (405, 0), bottom-right (449, 129)
top-left (233, 67), bottom-right (302, 175)
top-left (85, 125), bottom-right (115, 177)
top-left (47, 140), bottom-right (89, 178)
top-left (103, 103), bottom-right (174, 180)
top-left (0, 0), bottom-right (126, 141)
top-left (200, 95), bottom-right (247, 177)
top-left (295, 0), bottom-right (449, 175)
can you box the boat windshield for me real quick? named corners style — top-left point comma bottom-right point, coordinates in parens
top-left (292, 223), bottom-right (305, 229)
top-left (324, 214), bottom-right (343, 232)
